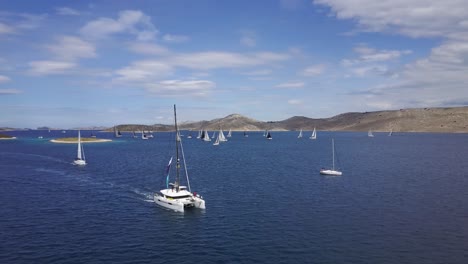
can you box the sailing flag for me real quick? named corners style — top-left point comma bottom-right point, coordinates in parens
top-left (165, 156), bottom-right (173, 189)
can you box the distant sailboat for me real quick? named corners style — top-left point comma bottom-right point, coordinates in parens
top-left (202, 129), bottom-right (211, 141)
top-left (320, 139), bottom-right (341, 176)
top-left (219, 129), bottom-right (227, 142)
top-left (213, 132), bottom-right (220, 146)
top-left (114, 126), bottom-right (122, 138)
top-left (368, 129), bottom-right (374, 137)
top-left (263, 130), bottom-right (267, 137)
top-left (133, 131), bottom-right (138, 138)
top-left (227, 129), bottom-right (232, 138)
top-left (244, 131), bottom-right (248, 137)
top-left (298, 129), bottom-right (303, 138)
top-left (266, 131), bottom-right (272, 140)
top-left (90, 132), bottom-right (96, 138)
top-left (388, 129), bottom-right (393, 136)
top-left (187, 130), bottom-right (192, 139)
top-left (310, 128), bottom-right (317, 140)
top-left (196, 130), bottom-right (202, 139)
top-left (73, 130), bottom-right (86, 166)
top-left (211, 131), bottom-right (216, 139)
top-left (142, 129), bottom-right (148, 140)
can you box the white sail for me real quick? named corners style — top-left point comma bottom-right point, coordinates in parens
top-left (388, 129), bottom-right (393, 136)
top-left (368, 129), bottom-right (374, 137)
top-left (213, 132), bottom-right (220, 145)
top-left (227, 129), bottom-right (232, 137)
top-left (77, 130), bottom-right (82, 160)
top-left (196, 130), bottom-right (202, 139)
top-left (203, 129), bottom-right (211, 141)
top-left (219, 129), bottom-right (227, 142)
top-left (310, 128), bottom-right (317, 139)
top-left (73, 130), bottom-right (86, 165)
top-left (298, 129), bottom-right (303, 138)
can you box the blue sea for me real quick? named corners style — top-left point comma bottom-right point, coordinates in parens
top-left (1, 130), bottom-right (467, 264)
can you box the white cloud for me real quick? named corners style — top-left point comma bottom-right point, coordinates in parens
top-left (0, 75), bottom-right (11, 83)
top-left (146, 80), bottom-right (215, 96)
top-left (242, 69), bottom-right (272, 76)
top-left (47, 36), bottom-right (96, 60)
top-left (314, 0), bottom-right (468, 38)
top-left (239, 30), bottom-right (257, 47)
top-left (170, 51), bottom-right (289, 70)
top-left (56, 7), bottom-right (80, 16)
top-left (128, 42), bottom-right (169, 55)
top-left (342, 44), bottom-right (411, 66)
top-left (80, 10), bottom-right (157, 41)
top-left (0, 88), bottom-right (22, 95)
top-left (275, 81), bottom-right (305, 88)
top-left (114, 60), bottom-right (173, 83)
top-left (0, 22), bottom-right (14, 34)
top-left (28, 61), bottom-right (76, 75)
top-left (162, 34), bottom-right (190, 43)
top-left (288, 99), bottom-right (303, 105)
top-left (301, 64), bottom-right (325, 76)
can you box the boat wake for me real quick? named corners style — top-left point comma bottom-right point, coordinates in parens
top-left (0, 152), bottom-right (69, 164)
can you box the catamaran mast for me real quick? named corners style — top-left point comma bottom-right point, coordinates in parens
top-left (332, 138), bottom-right (335, 170)
top-left (174, 104), bottom-right (180, 192)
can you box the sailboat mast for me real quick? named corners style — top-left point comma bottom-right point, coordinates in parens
top-left (332, 138), bottom-right (335, 170)
top-left (174, 104), bottom-right (180, 191)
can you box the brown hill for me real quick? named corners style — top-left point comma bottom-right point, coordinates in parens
top-left (114, 106), bottom-right (468, 133)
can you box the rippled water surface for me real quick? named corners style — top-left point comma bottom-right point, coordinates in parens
top-left (1, 130), bottom-right (467, 263)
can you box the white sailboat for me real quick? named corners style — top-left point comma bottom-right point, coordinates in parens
top-left (368, 129), bottom-right (374, 137)
top-left (266, 130), bottom-right (272, 140)
top-left (114, 126), bottom-right (122, 137)
top-left (298, 129), bottom-right (303, 138)
top-left (310, 128), bottom-right (317, 140)
top-left (202, 129), bottom-right (211, 141)
top-left (227, 129), bottom-right (232, 138)
top-left (141, 129), bottom-right (148, 140)
top-left (244, 131), bottom-right (248, 137)
top-left (219, 128), bottom-right (228, 142)
top-left (388, 129), bottom-right (393, 136)
top-left (211, 131), bottom-right (216, 139)
top-left (154, 105), bottom-right (206, 212)
top-left (320, 138), bottom-right (341, 176)
top-left (213, 132), bottom-right (220, 146)
top-left (73, 130), bottom-right (86, 166)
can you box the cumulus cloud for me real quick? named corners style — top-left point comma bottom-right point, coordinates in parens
top-left (56, 7), bottom-right (80, 16)
top-left (341, 44), bottom-right (412, 66)
top-left (239, 31), bottom-right (257, 47)
top-left (170, 51), bottom-right (289, 70)
top-left (287, 99), bottom-right (303, 105)
top-left (314, 0), bottom-right (468, 38)
top-left (0, 88), bottom-right (22, 95)
top-left (301, 64), bottom-right (325, 76)
top-left (128, 42), bottom-right (169, 55)
top-left (80, 10), bottom-right (157, 41)
top-left (28, 61), bottom-right (76, 75)
top-left (146, 80), bottom-right (215, 96)
top-left (0, 75), bottom-right (11, 83)
top-left (162, 34), bottom-right (190, 43)
top-left (275, 81), bottom-right (305, 88)
top-left (114, 60), bottom-right (173, 83)
top-left (0, 22), bottom-right (14, 34)
top-left (47, 36), bottom-right (96, 60)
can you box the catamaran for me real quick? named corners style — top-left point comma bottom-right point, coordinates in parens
top-left (310, 128), bottom-right (317, 140)
top-left (73, 130), bottom-right (86, 166)
top-left (154, 105), bottom-right (206, 212)
top-left (320, 138), bottom-right (341, 176)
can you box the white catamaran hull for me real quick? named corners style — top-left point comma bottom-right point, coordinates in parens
top-left (73, 159), bottom-right (86, 166)
top-left (154, 194), bottom-right (205, 212)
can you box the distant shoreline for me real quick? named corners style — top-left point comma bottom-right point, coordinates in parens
top-left (50, 138), bottom-right (112, 143)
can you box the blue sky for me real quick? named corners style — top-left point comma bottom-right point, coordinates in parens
top-left (1, 0), bottom-right (467, 128)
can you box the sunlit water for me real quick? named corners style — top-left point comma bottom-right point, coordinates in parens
top-left (1, 130), bottom-right (467, 263)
